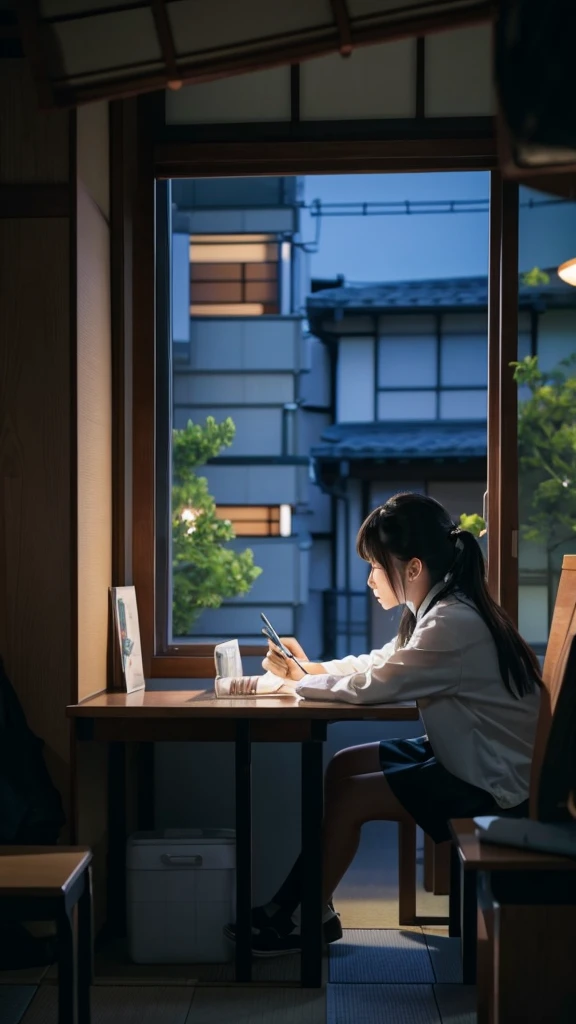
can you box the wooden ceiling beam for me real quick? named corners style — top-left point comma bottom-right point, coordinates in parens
top-left (150, 0), bottom-right (181, 88)
top-left (330, 0), bottom-right (353, 57)
top-left (43, 1), bottom-right (493, 109)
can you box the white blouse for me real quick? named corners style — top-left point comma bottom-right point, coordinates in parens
top-left (295, 585), bottom-right (540, 809)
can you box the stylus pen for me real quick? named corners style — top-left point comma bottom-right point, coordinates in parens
top-left (260, 628), bottom-right (307, 674)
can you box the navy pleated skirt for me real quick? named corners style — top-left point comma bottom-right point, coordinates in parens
top-left (380, 736), bottom-right (529, 844)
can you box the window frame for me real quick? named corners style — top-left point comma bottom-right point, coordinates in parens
top-left (189, 233), bottom-right (281, 314)
top-left (131, 98), bottom-right (516, 679)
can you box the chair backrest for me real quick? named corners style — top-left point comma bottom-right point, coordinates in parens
top-left (537, 632), bottom-right (576, 821)
top-left (529, 555), bottom-right (576, 817)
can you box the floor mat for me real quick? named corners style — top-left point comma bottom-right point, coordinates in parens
top-left (90, 938), bottom-right (306, 985)
top-left (329, 930), bottom-right (435, 984)
top-left (327, 983), bottom-right (440, 1024)
top-left (434, 984), bottom-right (476, 1024)
top-left (423, 932), bottom-right (463, 984)
top-left (20, 985), bottom-right (194, 1023)
top-left (0, 986), bottom-right (37, 1024)
top-left (186, 986), bottom-right (325, 1023)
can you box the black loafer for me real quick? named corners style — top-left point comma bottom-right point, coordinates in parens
top-left (223, 907), bottom-right (343, 956)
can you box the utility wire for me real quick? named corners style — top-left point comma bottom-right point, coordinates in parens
top-left (301, 196), bottom-right (569, 217)
top-left (293, 195), bottom-right (571, 252)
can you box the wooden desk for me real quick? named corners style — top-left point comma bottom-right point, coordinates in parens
top-left (68, 690), bottom-right (418, 988)
top-left (450, 819), bottom-right (576, 1023)
top-left (0, 847), bottom-right (93, 1024)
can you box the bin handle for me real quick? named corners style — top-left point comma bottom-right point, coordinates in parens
top-left (160, 854), bottom-right (203, 867)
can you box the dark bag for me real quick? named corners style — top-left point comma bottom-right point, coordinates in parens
top-left (0, 658), bottom-right (65, 843)
top-left (496, 0), bottom-right (576, 171)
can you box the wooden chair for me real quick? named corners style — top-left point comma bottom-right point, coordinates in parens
top-left (0, 847), bottom-right (93, 1024)
top-left (451, 813), bottom-right (576, 1024)
top-left (453, 554), bottom-right (576, 983)
top-left (454, 631), bottom-right (576, 1021)
top-left (399, 830), bottom-right (449, 925)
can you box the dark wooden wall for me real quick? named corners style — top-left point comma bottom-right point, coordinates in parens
top-left (0, 59), bottom-right (75, 816)
top-left (0, 62), bottom-right (116, 887)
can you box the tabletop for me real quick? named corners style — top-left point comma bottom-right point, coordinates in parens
top-left (67, 689), bottom-right (419, 721)
top-left (450, 818), bottom-right (576, 872)
top-left (0, 847), bottom-right (92, 898)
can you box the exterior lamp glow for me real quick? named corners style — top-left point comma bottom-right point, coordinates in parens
top-left (279, 505), bottom-right (292, 538)
top-left (558, 258), bottom-right (576, 287)
top-left (181, 507), bottom-right (201, 535)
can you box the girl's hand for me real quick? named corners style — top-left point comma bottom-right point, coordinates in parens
top-left (279, 636), bottom-right (309, 662)
top-left (262, 642), bottom-right (306, 681)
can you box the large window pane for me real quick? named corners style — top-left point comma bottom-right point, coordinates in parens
top-left (163, 172), bottom-right (489, 656)
top-left (517, 186), bottom-right (576, 650)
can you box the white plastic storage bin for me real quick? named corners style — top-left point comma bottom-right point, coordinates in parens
top-left (127, 828), bottom-right (236, 963)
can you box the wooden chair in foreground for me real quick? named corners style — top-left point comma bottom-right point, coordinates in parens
top-left (450, 556), bottom-right (576, 1018)
top-left (0, 847), bottom-right (93, 1024)
top-left (449, 554), bottom-right (576, 983)
top-left (451, 808), bottom-right (576, 1024)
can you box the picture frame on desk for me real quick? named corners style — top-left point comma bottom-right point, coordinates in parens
top-left (110, 586), bottom-right (145, 693)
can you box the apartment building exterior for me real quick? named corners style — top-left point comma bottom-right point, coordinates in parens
top-left (170, 177), bottom-right (332, 659)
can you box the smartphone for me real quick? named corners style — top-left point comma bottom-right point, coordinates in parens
top-left (260, 612), bottom-right (291, 657)
top-left (259, 610), bottom-right (305, 675)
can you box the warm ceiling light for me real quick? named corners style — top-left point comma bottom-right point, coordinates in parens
top-left (558, 258), bottom-right (576, 287)
top-left (168, 81), bottom-right (183, 91)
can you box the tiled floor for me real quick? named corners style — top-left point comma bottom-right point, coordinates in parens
top-left (0, 824), bottom-right (476, 1023)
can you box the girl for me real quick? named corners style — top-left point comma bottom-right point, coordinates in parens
top-left (225, 492), bottom-right (541, 956)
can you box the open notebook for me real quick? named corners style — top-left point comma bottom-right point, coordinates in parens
top-left (214, 639), bottom-right (295, 697)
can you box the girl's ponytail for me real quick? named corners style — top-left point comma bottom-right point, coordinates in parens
top-left (449, 527), bottom-right (541, 697)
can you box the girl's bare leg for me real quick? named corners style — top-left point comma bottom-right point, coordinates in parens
top-left (270, 742), bottom-right (413, 912)
top-left (321, 742), bottom-right (413, 904)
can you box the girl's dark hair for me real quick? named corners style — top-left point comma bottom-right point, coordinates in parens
top-left (357, 492), bottom-right (541, 698)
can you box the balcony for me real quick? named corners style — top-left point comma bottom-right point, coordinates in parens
top-left (177, 316), bottom-right (303, 372)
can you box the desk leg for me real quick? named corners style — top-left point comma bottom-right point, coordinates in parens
top-left (57, 908), bottom-right (76, 1024)
top-left (301, 723), bottom-right (325, 989)
top-left (235, 720), bottom-right (252, 982)
top-left (461, 868), bottom-right (477, 984)
top-left (77, 868), bottom-right (93, 1024)
top-left (107, 742), bottom-right (127, 937)
top-left (449, 846), bottom-right (461, 938)
top-left (137, 742), bottom-right (155, 830)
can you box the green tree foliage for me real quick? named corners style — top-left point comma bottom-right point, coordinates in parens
top-left (511, 354), bottom-right (576, 553)
top-left (459, 513), bottom-right (486, 538)
top-left (521, 267), bottom-right (550, 287)
top-left (172, 416), bottom-right (262, 636)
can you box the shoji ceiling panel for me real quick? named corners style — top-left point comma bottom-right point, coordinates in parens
top-left (425, 24), bottom-right (493, 117)
top-left (22, 0), bottom-right (491, 107)
top-left (300, 39), bottom-right (415, 120)
top-left (167, 24), bottom-right (492, 126)
top-left (166, 66), bottom-right (291, 124)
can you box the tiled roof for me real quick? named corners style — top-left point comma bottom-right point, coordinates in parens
top-left (310, 421), bottom-right (487, 461)
top-left (307, 271), bottom-right (576, 320)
